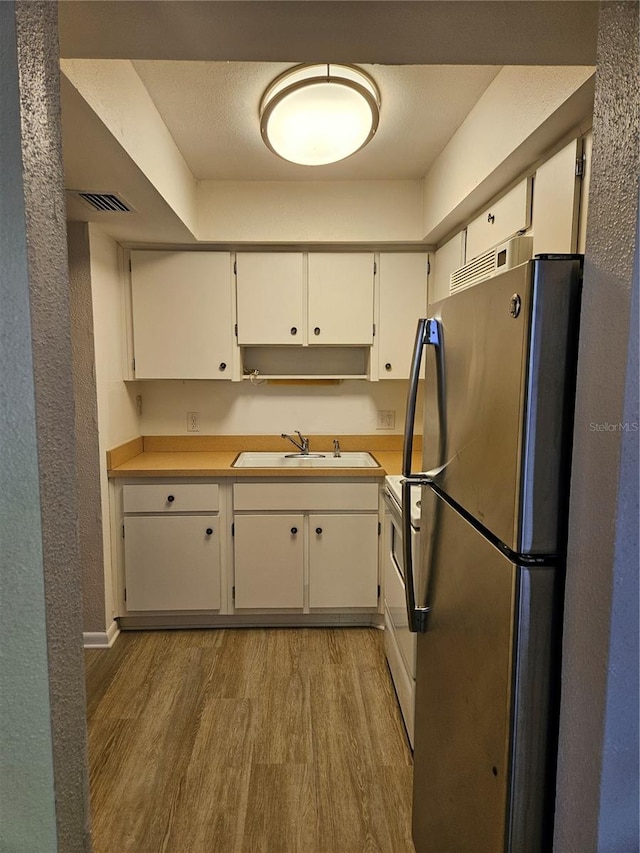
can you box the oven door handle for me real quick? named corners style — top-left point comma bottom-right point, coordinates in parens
top-left (402, 478), bottom-right (430, 633)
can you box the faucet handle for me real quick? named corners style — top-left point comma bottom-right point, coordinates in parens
top-left (333, 438), bottom-right (341, 457)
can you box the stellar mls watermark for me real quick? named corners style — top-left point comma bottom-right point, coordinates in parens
top-left (589, 421), bottom-right (639, 432)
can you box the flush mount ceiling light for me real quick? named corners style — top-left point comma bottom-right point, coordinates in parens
top-left (259, 63), bottom-right (381, 166)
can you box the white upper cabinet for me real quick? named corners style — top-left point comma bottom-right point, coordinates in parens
top-left (532, 137), bottom-right (582, 255)
top-left (377, 253), bottom-right (428, 378)
top-left (432, 233), bottom-right (465, 305)
top-left (130, 251), bottom-right (233, 379)
top-left (235, 252), bottom-right (304, 345)
top-left (307, 253), bottom-right (375, 345)
top-left (236, 252), bottom-right (374, 347)
top-left (577, 130), bottom-right (592, 254)
top-left (465, 178), bottom-right (532, 262)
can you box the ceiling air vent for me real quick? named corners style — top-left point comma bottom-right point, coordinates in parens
top-left (71, 191), bottom-right (135, 213)
top-left (450, 235), bottom-right (533, 294)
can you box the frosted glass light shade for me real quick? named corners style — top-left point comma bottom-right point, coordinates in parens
top-left (260, 64), bottom-right (381, 166)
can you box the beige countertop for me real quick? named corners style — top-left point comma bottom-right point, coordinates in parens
top-left (107, 436), bottom-right (421, 479)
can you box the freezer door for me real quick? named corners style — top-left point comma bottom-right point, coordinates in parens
top-left (412, 489), bottom-right (556, 853)
top-left (423, 257), bottom-right (581, 554)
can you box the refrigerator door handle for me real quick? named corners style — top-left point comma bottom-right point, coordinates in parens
top-left (401, 317), bottom-right (440, 632)
top-left (402, 478), bottom-right (430, 633)
top-left (402, 318), bottom-right (440, 477)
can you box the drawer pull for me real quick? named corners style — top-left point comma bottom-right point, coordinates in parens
top-left (206, 528), bottom-right (213, 536)
top-left (315, 527), bottom-right (323, 535)
top-left (291, 527), bottom-right (298, 535)
top-left (167, 495), bottom-right (175, 503)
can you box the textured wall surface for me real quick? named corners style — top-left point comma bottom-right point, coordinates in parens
top-left (555, 2), bottom-right (640, 850)
top-left (68, 222), bottom-right (106, 634)
top-left (5, 2), bottom-right (91, 850)
top-left (0, 4), bottom-right (59, 850)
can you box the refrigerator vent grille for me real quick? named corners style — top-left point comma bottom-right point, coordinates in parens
top-left (450, 250), bottom-right (496, 292)
top-left (450, 235), bottom-right (533, 294)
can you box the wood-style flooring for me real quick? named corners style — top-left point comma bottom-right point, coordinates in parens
top-left (85, 627), bottom-right (415, 853)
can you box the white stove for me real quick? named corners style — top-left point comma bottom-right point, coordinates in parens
top-left (383, 474), bottom-right (420, 747)
top-left (384, 475), bottom-right (422, 528)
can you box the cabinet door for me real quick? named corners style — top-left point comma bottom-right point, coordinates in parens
top-left (124, 515), bottom-right (221, 611)
top-left (465, 179), bottom-right (532, 262)
top-left (432, 233), bottom-right (465, 304)
top-left (309, 514), bottom-right (379, 608)
top-left (234, 514), bottom-right (304, 608)
top-left (308, 253), bottom-right (375, 345)
top-left (532, 138), bottom-right (581, 255)
top-left (236, 253), bottom-right (304, 345)
top-left (378, 253), bottom-right (428, 378)
top-left (130, 251), bottom-right (233, 379)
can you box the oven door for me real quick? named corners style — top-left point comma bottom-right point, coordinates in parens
top-left (384, 501), bottom-right (417, 678)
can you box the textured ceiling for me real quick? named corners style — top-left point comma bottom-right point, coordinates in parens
top-left (57, 1), bottom-right (598, 241)
top-left (131, 61), bottom-right (501, 180)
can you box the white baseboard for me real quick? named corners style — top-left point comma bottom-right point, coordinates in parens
top-left (83, 620), bottom-right (120, 649)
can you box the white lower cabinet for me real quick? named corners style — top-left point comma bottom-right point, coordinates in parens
top-left (309, 514), bottom-right (379, 607)
top-left (232, 481), bottom-right (380, 613)
top-left (233, 514), bottom-right (304, 608)
top-left (116, 478), bottom-right (381, 621)
top-left (121, 481), bottom-right (223, 613)
top-left (124, 515), bottom-right (221, 611)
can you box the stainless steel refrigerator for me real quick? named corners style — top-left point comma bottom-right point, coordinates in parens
top-left (401, 255), bottom-right (583, 853)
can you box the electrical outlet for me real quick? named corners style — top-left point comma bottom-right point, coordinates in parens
top-left (377, 410), bottom-right (395, 430)
top-left (187, 411), bottom-right (200, 432)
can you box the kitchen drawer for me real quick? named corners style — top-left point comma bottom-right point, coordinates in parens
top-left (465, 178), bottom-right (532, 262)
top-left (123, 483), bottom-right (220, 513)
top-left (233, 482), bottom-right (379, 512)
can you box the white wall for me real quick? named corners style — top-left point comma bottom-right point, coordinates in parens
top-left (89, 224), bottom-right (140, 624)
top-left (422, 66), bottom-right (595, 244)
top-left (197, 180), bottom-right (424, 243)
top-left (138, 379), bottom-right (412, 436)
top-left (62, 59), bottom-right (198, 235)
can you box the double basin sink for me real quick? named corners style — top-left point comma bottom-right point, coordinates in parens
top-left (233, 451), bottom-right (379, 469)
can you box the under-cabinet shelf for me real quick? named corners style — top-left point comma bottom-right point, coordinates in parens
top-left (241, 345), bottom-right (370, 380)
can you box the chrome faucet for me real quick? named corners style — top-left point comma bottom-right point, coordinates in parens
top-left (281, 431), bottom-right (309, 455)
top-left (333, 439), bottom-right (341, 457)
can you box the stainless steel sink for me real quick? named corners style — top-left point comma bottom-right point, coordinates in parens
top-left (232, 451), bottom-right (379, 468)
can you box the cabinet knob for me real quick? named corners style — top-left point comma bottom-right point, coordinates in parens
top-left (167, 495), bottom-right (175, 503)
top-left (219, 362), bottom-right (227, 371)
top-left (385, 362), bottom-right (392, 371)
top-left (206, 528), bottom-right (213, 536)
top-left (291, 527), bottom-right (298, 535)
top-left (290, 327), bottom-right (297, 335)
top-left (315, 527), bottom-right (323, 535)
top-left (487, 213), bottom-right (495, 224)
top-left (314, 327), bottom-right (321, 336)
